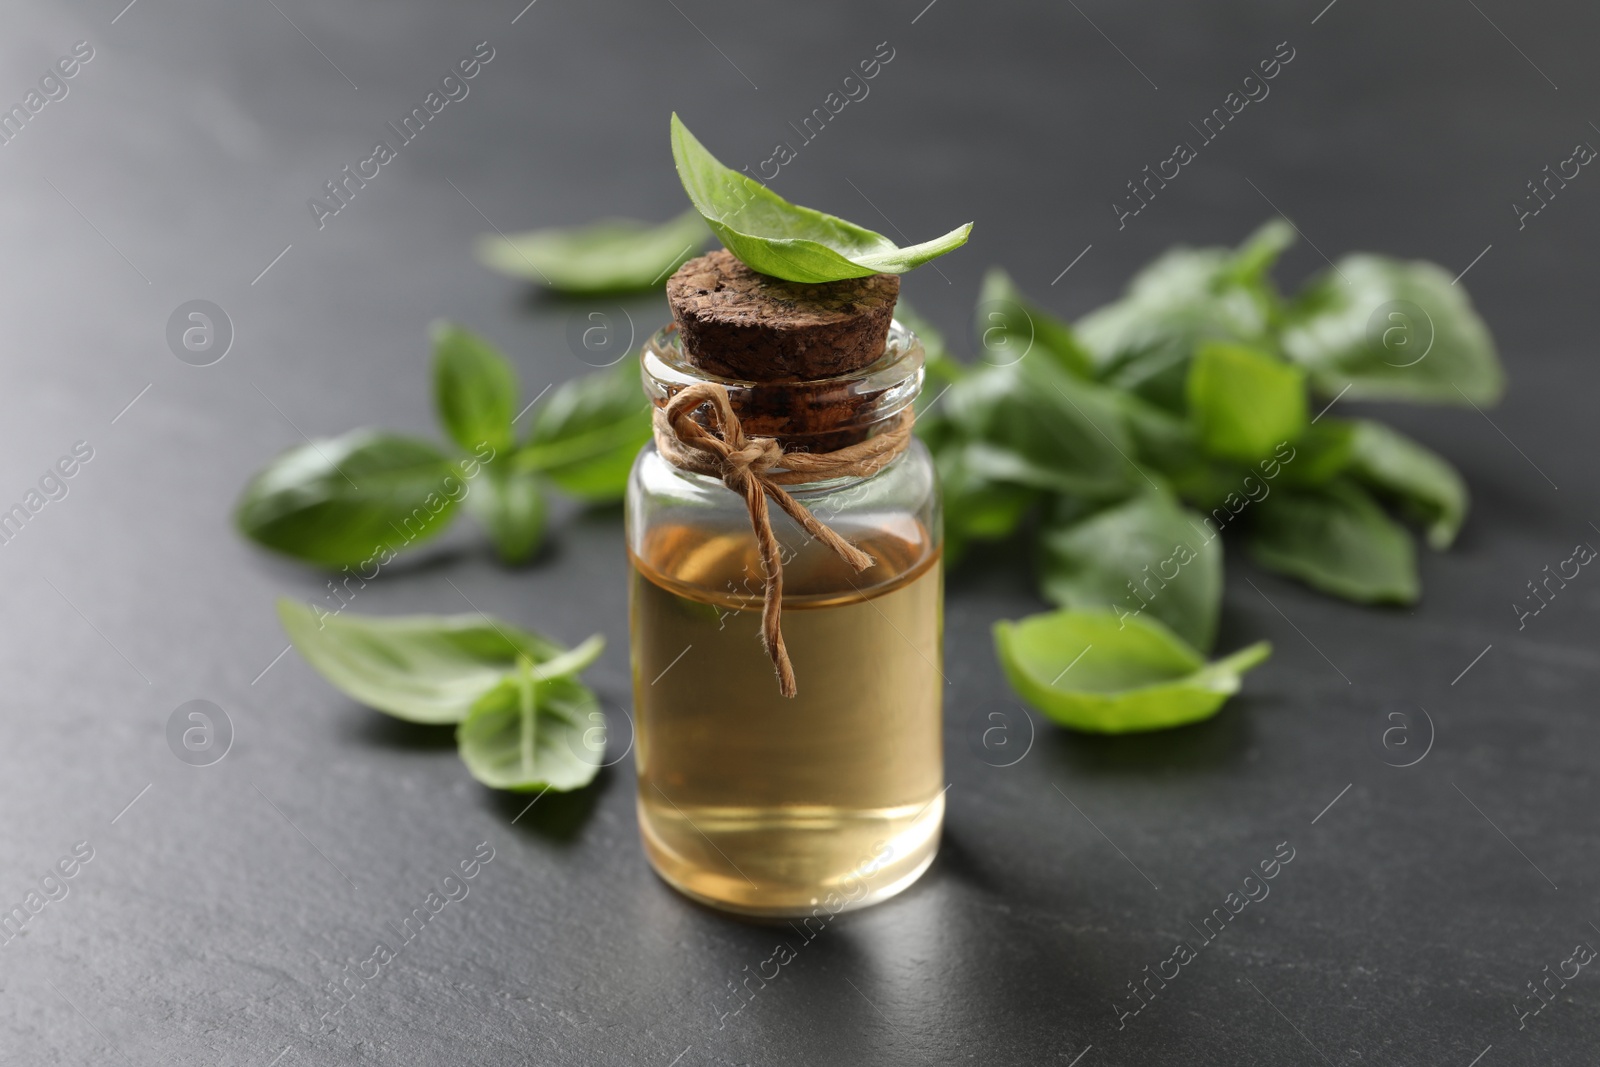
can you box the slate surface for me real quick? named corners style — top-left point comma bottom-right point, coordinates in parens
top-left (0, 1), bottom-right (1596, 1064)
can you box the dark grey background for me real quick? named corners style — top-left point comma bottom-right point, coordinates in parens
top-left (1, 0), bottom-right (1596, 1064)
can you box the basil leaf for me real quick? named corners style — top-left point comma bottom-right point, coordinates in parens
top-left (476, 209), bottom-right (707, 293)
top-left (895, 299), bottom-right (947, 361)
top-left (1078, 226), bottom-right (1284, 410)
top-left (236, 431), bottom-right (460, 568)
top-left (944, 359), bottom-right (1137, 497)
top-left (994, 608), bottom-right (1271, 733)
top-left (919, 357), bottom-right (966, 421)
top-left (457, 665), bottom-right (605, 792)
top-left (670, 114), bottom-right (971, 283)
top-left (277, 601), bottom-right (595, 724)
top-left (1281, 255), bottom-right (1504, 404)
top-left (1228, 218), bottom-right (1296, 289)
top-left (933, 441), bottom-right (1037, 564)
top-left (1114, 391), bottom-right (1195, 463)
top-left (517, 358), bottom-right (652, 502)
top-left (896, 300), bottom-right (968, 422)
top-left (975, 268), bottom-right (1092, 378)
top-left (1038, 488), bottom-right (1222, 652)
top-left (1248, 479), bottom-right (1419, 603)
top-left (466, 468), bottom-right (548, 564)
top-left (1111, 391), bottom-right (1214, 488)
top-left (1107, 392), bottom-right (1247, 513)
top-left (1276, 419), bottom-right (1355, 488)
top-left (1345, 419), bottom-right (1467, 549)
top-left (433, 322), bottom-right (517, 454)
top-left (1186, 342), bottom-right (1308, 462)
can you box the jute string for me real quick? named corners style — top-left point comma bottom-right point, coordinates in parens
top-left (652, 381), bottom-right (914, 697)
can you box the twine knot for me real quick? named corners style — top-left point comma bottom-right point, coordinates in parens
top-left (652, 381), bottom-right (913, 697)
top-left (720, 437), bottom-right (783, 486)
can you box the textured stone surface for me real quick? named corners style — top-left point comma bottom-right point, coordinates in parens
top-left (0, 2), bottom-right (1596, 1066)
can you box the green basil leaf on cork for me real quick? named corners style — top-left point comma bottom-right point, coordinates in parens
top-left (670, 113), bottom-right (971, 283)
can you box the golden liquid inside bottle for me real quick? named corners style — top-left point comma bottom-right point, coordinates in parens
top-left (630, 521), bottom-right (944, 917)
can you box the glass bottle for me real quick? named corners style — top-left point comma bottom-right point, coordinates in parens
top-left (626, 320), bottom-right (944, 917)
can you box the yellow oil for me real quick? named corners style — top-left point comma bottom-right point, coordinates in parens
top-left (629, 521), bottom-right (944, 917)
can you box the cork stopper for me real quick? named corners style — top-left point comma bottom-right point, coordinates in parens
top-left (666, 250), bottom-right (899, 382)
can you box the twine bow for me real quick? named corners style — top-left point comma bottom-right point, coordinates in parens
top-left (653, 381), bottom-right (913, 697)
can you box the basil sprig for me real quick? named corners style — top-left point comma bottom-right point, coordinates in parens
top-left (235, 323), bottom-right (650, 569)
top-left (279, 601), bottom-right (607, 791)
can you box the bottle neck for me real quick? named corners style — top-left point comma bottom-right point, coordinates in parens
top-left (640, 320), bottom-right (925, 453)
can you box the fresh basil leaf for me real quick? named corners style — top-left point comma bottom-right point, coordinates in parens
top-left (918, 355), bottom-right (966, 421)
top-left (896, 299), bottom-right (947, 361)
top-left (236, 431), bottom-right (460, 568)
top-left (1078, 228), bottom-right (1283, 410)
top-left (466, 468), bottom-right (548, 564)
top-left (933, 441), bottom-right (1038, 564)
top-left (1281, 255), bottom-right (1504, 404)
top-left (1038, 488), bottom-right (1222, 652)
top-left (944, 358), bottom-right (1137, 497)
top-left (1186, 342), bottom-right (1308, 462)
top-left (897, 300), bottom-right (966, 419)
top-left (518, 358), bottom-right (652, 502)
top-left (912, 397), bottom-right (958, 454)
top-left (1228, 218), bottom-right (1296, 289)
top-left (475, 209), bottom-right (707, 293)
top-left (1108, 391), bottom-right (1248, 512)
top-left (1114, 391), bottom-right (1195, 463)
top-left (899, 301), bottom-right (963, 384)
top-left (1111, 391), bottom-right (1211, 484)
top-left (1275, 419), bottom-right (1355, 487)
top-left (994, 608), bottom-right (1270, 733)
top-left (1345, 419), bottom-right (1467, 549)
top-left (457, 664), bottom-right (605, 792)
top-left (1248, 478), bottom-right (1419, 603)
top-left (277, 601), bottom-right (597, 724)
top-left (670, 114), bottom-right (971, 283)
top-left (975, 268), bottom-right (1092, 378)
top-left (433, 323), bottom-right (517, 454)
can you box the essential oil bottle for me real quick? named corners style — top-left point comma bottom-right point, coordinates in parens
top-left (626, 251), bottom-right (944, 917)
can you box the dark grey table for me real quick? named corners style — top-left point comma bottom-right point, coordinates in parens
top-left (2, 1), bottom-right (1596, 1064)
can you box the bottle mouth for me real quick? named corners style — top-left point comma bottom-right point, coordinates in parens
top-left (641, 319), bottom-right (925, 450)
